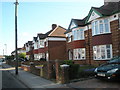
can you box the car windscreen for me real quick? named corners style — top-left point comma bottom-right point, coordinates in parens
top-left (108, 58), bottom-right (120, 64)
top-left (98, 63), bottom-right (120, 70)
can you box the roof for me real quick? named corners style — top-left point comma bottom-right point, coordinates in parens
top-left (37, 33), bottom-right (47, 40)
top-left (33, 37), bottom-right (37, 42)
top-left (28, 41), bottom-right (33, 45)
top-left (86, 2), bottom-right (120, 23)
top-left (93, 2), bottom-right (120, 15)
top-left (65, 16), bottom-right (88, 34)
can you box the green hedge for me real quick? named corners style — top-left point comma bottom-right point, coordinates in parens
top-left (61, 60), bottom-right (79, 80)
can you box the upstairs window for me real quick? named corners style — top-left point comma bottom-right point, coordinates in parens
top-left (72, 29), bottom-right (84, 41)
top-left (92, 18), bottom-right (110, 36)
top-left (40, 40), bottom-right (44, 47)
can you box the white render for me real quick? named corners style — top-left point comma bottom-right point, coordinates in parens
top-left (47, 37), bottom-right (66, 41)
top-left (88, 11), bottom-right (101, 22)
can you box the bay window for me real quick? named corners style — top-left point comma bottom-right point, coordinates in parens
top-left (73, 48), bottom-right (85, 60)
top-left (93, 44), bottom-right (112, 60)
top-left (92, 18), bottom-right (110, 36)
top-left (72, 29), bottom-right (84, 41)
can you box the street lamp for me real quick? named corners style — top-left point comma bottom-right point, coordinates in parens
top-left (4, 44), bottom-right (7, 55)
top-left (14, 0), bottom-right (19, 75)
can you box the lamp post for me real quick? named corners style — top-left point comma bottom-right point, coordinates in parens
top-left (14, 0), bottom-right (19, 75)
top-left (4, 44), bottom-right (7, 55)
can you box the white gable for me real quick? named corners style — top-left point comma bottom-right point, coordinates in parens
top-left (70, 21), bottom-right (76, 29)
top-left (88, 11), bottom-right (101, 22)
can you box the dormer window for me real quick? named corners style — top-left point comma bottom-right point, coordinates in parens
top-left (92, 18), bottom-right (110, 36)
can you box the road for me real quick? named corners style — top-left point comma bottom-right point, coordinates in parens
top-left (67, 78), bottom-right (120, 89)
top-left (2, 70), bottom-right (29, 89)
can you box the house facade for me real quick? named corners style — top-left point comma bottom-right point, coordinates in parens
top-left (25, 41), bottom-right (34, 60)
top-left (32, 24), bottom-right (67, 61)
top-left (65, 1), bottom-right (120, 65)
top-left (11, 48), bottom-right (26, 56)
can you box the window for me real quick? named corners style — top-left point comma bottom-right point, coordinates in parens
top-left (40, 40), bottom-right (44, 47)
top-left (68, 50), bottom-right (72, 60)
top-left (73, 48), bottom-right (85, 60)
top-left (67, 34), bottom-right (72, 42)
top-left (92, 18), bottom-right (110, 36)
top-left (93, 44), bottom-right (112, 60)
top-left (72, 29), bottom-right (84, 41)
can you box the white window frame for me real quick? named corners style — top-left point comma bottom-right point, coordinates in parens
top-left (40, 40), bottom-right (44, 48)
top-left (67, 33), bottom-right (72, 42)
top-left (93, 44), bottom-right (112, 60)
top-left (72, 29), bottom-right (84, 41)
top-left (73, 48), bottom-right (86, 60)
top-left (92, 18), bottom-right (111, 36)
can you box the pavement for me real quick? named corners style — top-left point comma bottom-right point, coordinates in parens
top-left (2, 63), bottom-right (71, 89)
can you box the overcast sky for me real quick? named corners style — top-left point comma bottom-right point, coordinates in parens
top-left (0, 0), bottom-right (104, 55)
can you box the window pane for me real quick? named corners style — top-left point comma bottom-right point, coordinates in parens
top-left (92, 22), bottom-right (95, 35)
top-left (95, 21), bottom-right (99, 34)
top-left (104, 19), bottom-right (109, 33)
top-left (80, 29), bottom-right (84, 39)
top-left (93, 46), bottom-right (97, 59)
top-left (100, 24), bottom-right (104, 33)
top-left (101, 46), bottom-right (106, 59)
top-left (81, 48), bottom-right (85, 59)
top-left (97, 46), bottom-right (101, 59)
top-left (78, 49), bottom-right (81, 59)
top-left (74, 49), bottom-right (78, 60)
top-left (106, 45), bottom-right (111, 58)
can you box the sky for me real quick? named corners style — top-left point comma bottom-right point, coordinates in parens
top-left (0, 0), bottom-right (104, 55)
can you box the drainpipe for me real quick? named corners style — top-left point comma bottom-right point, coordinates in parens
top-left (87, 25), bottom-right (91, 65)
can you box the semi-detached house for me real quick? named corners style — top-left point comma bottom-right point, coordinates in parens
top-left (32, 24), bottom-right (67, 61)
top-left (65, 1), bottom-right (120, 65)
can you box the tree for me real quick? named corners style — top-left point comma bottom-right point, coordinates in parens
top-left (18, 53), bottom-right (26, 59)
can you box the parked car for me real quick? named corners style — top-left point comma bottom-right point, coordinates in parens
top-left (94, 57), bottom-right (120, 80)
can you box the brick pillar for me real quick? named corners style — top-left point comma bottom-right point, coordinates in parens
top-left (30, 62), bottom-right (35, 73)
top-left (47, 61), bottom-right (52, 79)
top-left (55, 60), bottom-right (60, 83)
top-left (60, 64), bottom-right (69, 84)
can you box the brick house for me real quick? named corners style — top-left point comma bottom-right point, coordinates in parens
top-left (65, 1), bottom-right (120, 65)
top-left (33, 24), bottom-right (67, 61)
top-left (25, 41), bottom-right (34, 60)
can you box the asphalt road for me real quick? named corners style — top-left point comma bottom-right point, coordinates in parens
top-left (67, 78), bottom-right (120, 88)
top-left (2, 70), bottom-right (28, 89)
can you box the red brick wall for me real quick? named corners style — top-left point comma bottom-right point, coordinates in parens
top-left (110, 19), bottom-right (120, 57)
top-left (48, 41), bottom-right (67, 60)
top-left (92, 34), bottom-right (112, 46)
top-left (67, 40), bottom-right (85, 50)
top-left (33, 49), bottom-right (38, 54)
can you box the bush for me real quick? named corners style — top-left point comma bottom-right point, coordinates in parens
top-left (78, 65), bottom-right (96, 78)
top-left (61, 60), bottom-right (79, 80)
top-left (69, 64), bottom-right (79, 79)
top-left (62, 60), bottom-right (74, 65)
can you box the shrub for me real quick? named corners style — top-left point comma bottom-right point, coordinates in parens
top-left (61, 60), bottom-right (79, 80)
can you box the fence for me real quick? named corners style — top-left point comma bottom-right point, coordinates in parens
top-left (21, 60), bottom-right (70, 83)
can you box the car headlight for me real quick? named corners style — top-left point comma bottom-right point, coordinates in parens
top-left (94, 68), bottom-right (98, 72)
top-left (107, 68), bottom-right (118, 73)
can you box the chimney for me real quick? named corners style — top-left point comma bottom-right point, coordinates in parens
top-left (52, 24), bottom-right (57, 30)
top-left (104, 0), bottom-right (120, 5)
